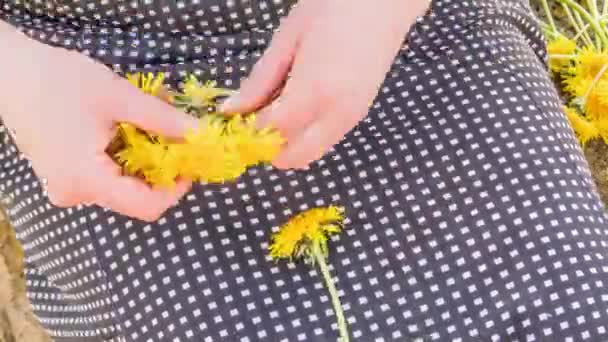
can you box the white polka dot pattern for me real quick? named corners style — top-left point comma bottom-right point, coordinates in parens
top-left (2, 0), bottom-right (608, 341)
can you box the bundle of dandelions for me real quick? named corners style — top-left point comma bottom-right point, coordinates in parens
top-left (107, 73), bottom-right (284, 188)
top-left (269, 206), bottom-right (350, 342)
top-left (118, 74), bottom-right (351, 340)
top-left (541, 0), bottom-right (608, 146)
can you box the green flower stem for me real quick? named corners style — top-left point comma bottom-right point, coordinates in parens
top-left (540, 0), bottom-right (557, 32)
top-left (312, 242), bottom-right (350, 342)
top-left (589, 0), bottom-right (603, 48)
top-left (573, 22), bottom-right (594, 45)
top-left (603, 0), bottom-right (608, 18)
top-left (575, 9), bottom-right (600, 48)
top-left (591, 0), bottom-right (604, 46)
top-left (563, 3), bottom-right (596, 47)
top-left (549, 54), bottom-right (577, 59)
top-left (561, 0), bottom-right (608, 48)
top-left (587, 0), bottom-right (600, 19)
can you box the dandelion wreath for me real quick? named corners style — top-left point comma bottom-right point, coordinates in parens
top-left (106, 72), bottom-right (285, 189)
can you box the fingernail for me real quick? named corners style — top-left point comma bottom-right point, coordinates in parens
top-left (219, 92), bottom-right (239, 113)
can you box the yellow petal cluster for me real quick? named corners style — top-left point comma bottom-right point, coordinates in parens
top-left (269, 206), bottom-right (345, 261)
top-left (547, 36), bottom-right (577, 72)
top-left (541, 0), bottom-right (608, 148)
top-left (127, 72), bottom-right (166, 96)
top-left (112, 73), bottom-right (285, 188)
top-left (180, 76), bottom-right (233, 108)
top-left (564, 106), bottom-right (600, 146)
top-left (553, 46), bottom-right (608, 145)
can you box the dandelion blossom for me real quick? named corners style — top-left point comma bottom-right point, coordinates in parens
top-left (227, 115), bottom-right (285, 167)
top-left (269, 206), bottom-right (345, 261)
top-left (574, 48), bottom-right (608, 79)
top-left (179, 76), bottom-right (233, 109)
top-left (269, 206), bottom-right (350, 342)
top-left (548, 36), bottom-right (576, 72)
top-left (127, 72), bottom-right (168, 97)
top-left (565, 106), bottom-right (600, 146)
top-left (112, 74), bottom-right (285, 188)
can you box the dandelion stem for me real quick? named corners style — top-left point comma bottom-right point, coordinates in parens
top-left (549, 54), bottom-right (578, 59)
top-left (582, 62), bottom-right (608, 111)
top-left (589, 0), bottom-right (604, 47)
top-left (561, 0), bottom-right (608, 48)
top-left (573, 21), bottom-right (595, 44)
top-left (576, 10), bottom-right (600, 49)
top-left (540, 0), bottom-right (557, 33)
top-left (563, 3), bottom-right (596, 48)
top-left (312, 242), bottom-right (349, 342)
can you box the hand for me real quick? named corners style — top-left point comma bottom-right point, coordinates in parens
top-left (0, 24), bottom-right (196, 222)
top-left (220, 0), bottom-right (431, 169)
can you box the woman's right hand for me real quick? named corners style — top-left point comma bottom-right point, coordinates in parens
top-left (0, 23), bottom-right (196, 222)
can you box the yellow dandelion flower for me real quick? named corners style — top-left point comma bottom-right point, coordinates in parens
top-left (563, 73), bottom-right (592, 99)
top-left (268, 206), bottom-right (350, 342)
top-left (114, 127), bottom-right (181, 188)
top-left (226, 115), bottom-right (285, 167)
top-left (269, 206), bottom-right (345, 261)
top-left (583, 89), bottom-right (608, 121)
top-left (548, 36), bottom-right (577, 56)
top-left (114, 114), bottom-right (283, 187)
top-left (127, 72), bottom-right (166, 96)
top-left (573, 48), bottom-right (608, 80)
top-left (564, 106), bottom-right (600, 146)
top-left (178, 120), bottom-right (246, 183)
top-left (593, 79), bottom-right (608, 108)
top-left (547, 36), bottom-right (577, 72)
top-left (112, 74), bottom-right (284, 188)
top-left (181, 75), bottom-right (233, 108)
top-left (562, 47), bottom-right (608, 120)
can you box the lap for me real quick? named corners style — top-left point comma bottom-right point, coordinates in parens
top-left (2, 1), bottom-right (608, 341)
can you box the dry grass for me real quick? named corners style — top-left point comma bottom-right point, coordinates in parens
top-left (585, 140), bottom-right (608, 205)
top-left (0, 215), bottom-right (50, 342)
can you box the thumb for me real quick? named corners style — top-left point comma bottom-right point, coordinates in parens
top-left (219, 12), bottom-right (304, 114)
top-left (111, 77), bottom-right (199, 138)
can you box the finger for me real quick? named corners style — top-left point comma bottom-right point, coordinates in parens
top-left (110, 79), bottom-right (199, 139)
top-left (37, 162), bottom-right (83, 208)
top-left (219, 11), bottom-right (303, 114)
top-left (46, 178), bottom-right (80, 208)
top-left (272, 108), bottom-right (357, 170)
top-left (253, 81), bottom-right (321, 143)
top-left (93, 159), bottom-right (191, 222)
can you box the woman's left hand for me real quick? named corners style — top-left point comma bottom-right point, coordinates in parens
top-left (220, 0), bottom-right (431, 169)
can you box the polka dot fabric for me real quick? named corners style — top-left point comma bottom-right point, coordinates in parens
top-left (2, 0), bottom-right (608, 341)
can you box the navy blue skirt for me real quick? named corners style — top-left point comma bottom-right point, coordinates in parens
top-left (2, 0), bottom-right (608, 341)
